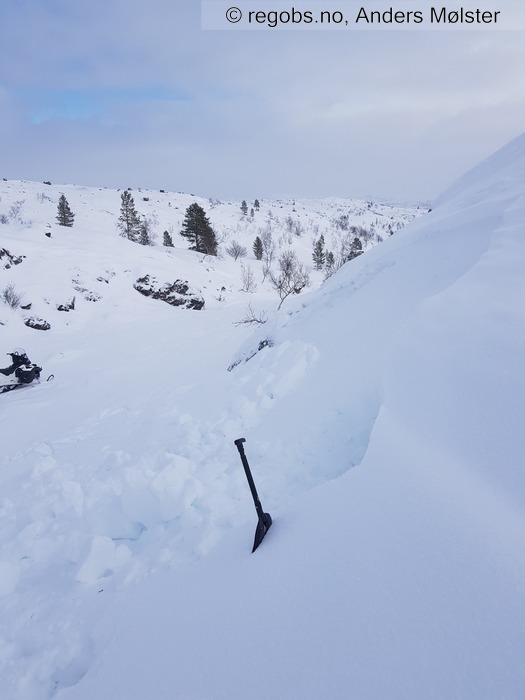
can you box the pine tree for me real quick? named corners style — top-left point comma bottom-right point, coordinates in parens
top-left (163, 230), bottom-right (174, 247)
top-left (56, 194), bottom-right (75, 227)
top-left (240, 200), bottom-right (248, 215)
top-left (345, 236), bottom-right (363, 262)
top-left (324, 251), bottom-right (336, 278)
top-left (250, 208), bottom-right (254, 218)
top-left (180, 203), bottom-right (218, 256)
top-left (253, 235), bottom-right (263, 260)
top-left (254, 199), bottom-right (260, 211)
top-left (138, 218), bottom-right (150, 246)
top-left (312, 235), bottom-right (326, 270)
top-left (118, 191), bottom-right (141, 241)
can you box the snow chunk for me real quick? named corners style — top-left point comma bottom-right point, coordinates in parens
top-left (76, 536), bottom-right (131, 584)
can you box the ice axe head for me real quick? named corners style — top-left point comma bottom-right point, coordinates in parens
top-left (252, 511), bottom-right (272, 553)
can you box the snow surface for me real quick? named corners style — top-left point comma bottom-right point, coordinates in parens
top-left (1, 134), bottom-right (525, 699)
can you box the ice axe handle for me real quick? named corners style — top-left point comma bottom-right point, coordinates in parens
top-left (234, 438), bottom-right (264, 520)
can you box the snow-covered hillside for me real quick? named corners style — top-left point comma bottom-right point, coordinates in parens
top-left (1, 132), bottom-right (525, 700)
top-left (0, 179), bottom-right (421, 337)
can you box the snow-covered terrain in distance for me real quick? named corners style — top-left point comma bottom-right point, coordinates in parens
top-left (1, 132), bottom-right (524, 700)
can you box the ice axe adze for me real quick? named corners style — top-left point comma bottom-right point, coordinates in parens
top-left (234, 438), bottom-right (272, 552)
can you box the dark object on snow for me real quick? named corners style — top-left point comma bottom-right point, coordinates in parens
top-left (15, 362), bottom-right (42, 384)
top-left (0, 248), bottom-right (25, 269)
top-left (0, 372), bottom-right (52, 394)
top-left (234, 438), bottom-right (272, 552)
top-left (0, 347), bottom-right (30, 375)
top-left (24, 316), bottom-right (51, 330)
top-left (0, 347), bottom-right (42, 388)
top-left (134, 275), bottom-right (204, 310)
top-left (1, 382), bottom-right (27, 394)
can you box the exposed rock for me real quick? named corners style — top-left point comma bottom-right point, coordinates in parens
top-left (57, 297), bottom-right (76, 312)
top-left (24, 316), bottom-right (51, 331)
top-left (134, 274), bottom-right (204, 310)
top-left (72, 280), bottom-right (102, 302)
top-left (0, 248), bottom-right (25, 269)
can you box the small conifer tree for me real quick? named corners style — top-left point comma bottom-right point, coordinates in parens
top-left (324, 251), bottom-right (336, 278)
top-left (118, 191), bottom-right (141, 241)
top-left (344, 236), bottom-right (363, 262)
top-left (253, 235), bottom-right (263, 260)
top-left (180, 203), bottom-right (218, 256)
top-left (163, 230), bottom-right (174, 247)
top-left (312, 235), bottom-right (326, 270)
top-left (56, 194), bottom-right (75, 227)
top-left (254, 199), bottom-right (260, 211)
top-left (138, 219), bottom-right (150, 246)
top-left (240, 200), bottom-right (248, 215)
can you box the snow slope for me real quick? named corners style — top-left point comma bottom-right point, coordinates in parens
top-left (2, 134), bottom-right (525, 699)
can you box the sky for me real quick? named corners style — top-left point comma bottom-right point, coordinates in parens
top-left (1, 0), bottom-right (524, 202)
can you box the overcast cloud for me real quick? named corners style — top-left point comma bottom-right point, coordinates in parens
top-left (1, 0), bottom-right (524, 202)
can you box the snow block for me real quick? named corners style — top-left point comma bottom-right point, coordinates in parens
top-left (76, 536), bottom-right (131, 584)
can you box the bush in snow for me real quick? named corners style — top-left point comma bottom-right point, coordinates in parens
top-left (0, 200), bottom-right (25, 225)
top-left (240, 264), bottom-right (257, 293)
top-left (268, 250), bottom-right (310, 310)
top-left (234, 302), bottom-right (267, 326)
top-left (226, 240), bottom-right (247, 261)
top-left (2, 283), bottom-right (24, 309)
top-left (260, 226), bottom-right (275, 279)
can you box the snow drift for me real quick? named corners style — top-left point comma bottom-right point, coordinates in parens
top-left (1, 133), bottom-right (525, 699)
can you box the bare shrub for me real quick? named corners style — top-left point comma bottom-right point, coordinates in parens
top-left (240, 264), bottom-right (257, 293)
top-left (268, 250), bottom-right (310, 310)
top-left (226, 240), bottom-right (248, 261)
top-left (260, 226), bottom-right (275, 279)
top-left (234, 302), bottom-right (268, 326)
top-left (2, 282), bottom-right (24, 309)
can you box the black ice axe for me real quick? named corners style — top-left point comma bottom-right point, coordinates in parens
top-left (234, 438), bottom-right (272, 552)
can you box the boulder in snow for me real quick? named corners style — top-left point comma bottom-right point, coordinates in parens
top-left (24, 316), bottom-right (51, 331)
top-left (134, 274), bottom-right (204, 310)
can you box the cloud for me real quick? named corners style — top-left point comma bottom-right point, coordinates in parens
top-left (1, 1), bottom-right (524, 201)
